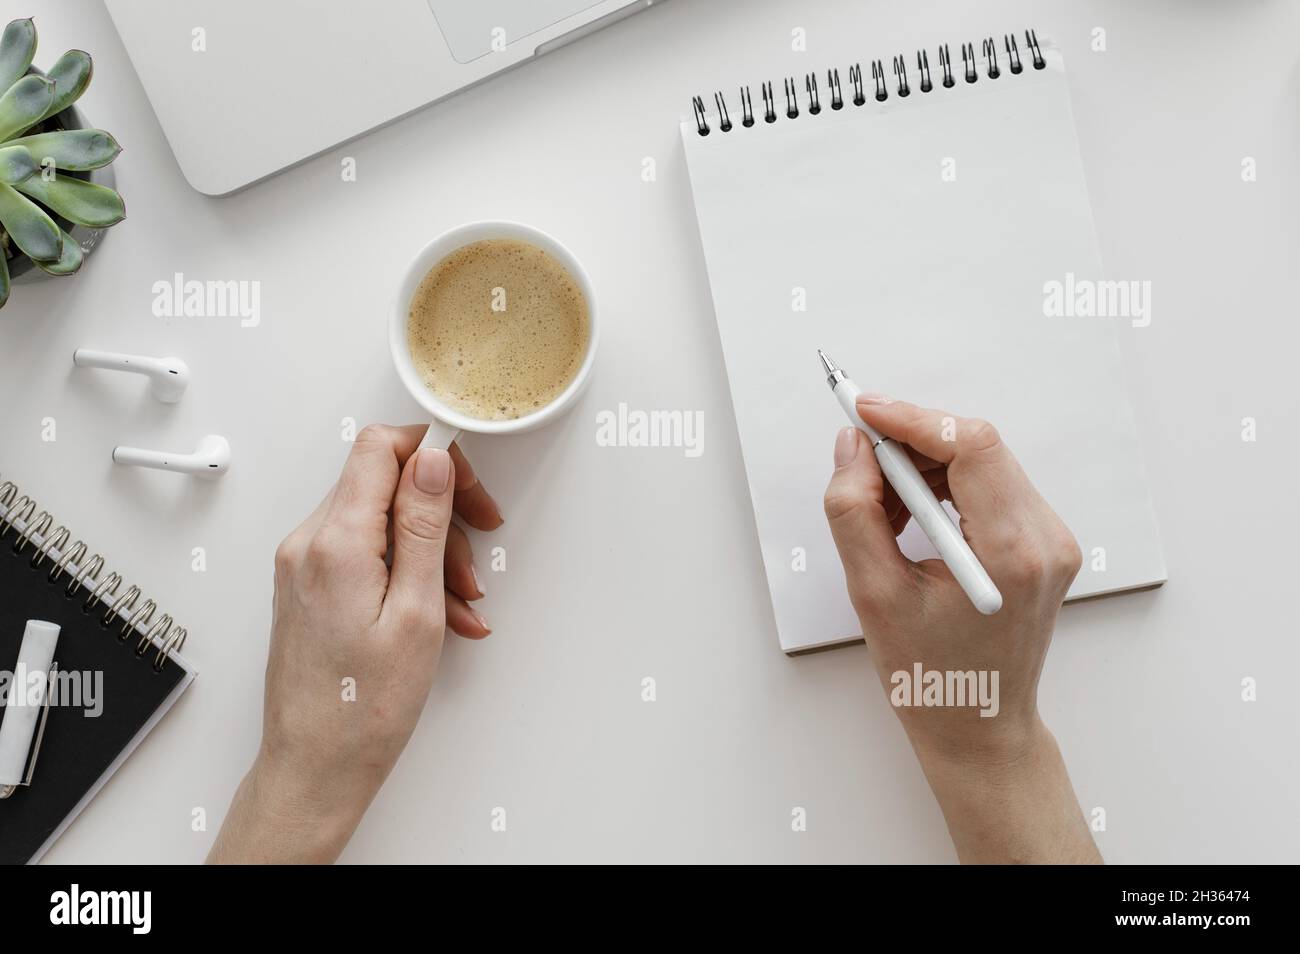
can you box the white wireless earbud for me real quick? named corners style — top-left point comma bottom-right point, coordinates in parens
top-left (73, 349), bottom-right (191, 404)
top-left (112, 435), bottom-right (231, 480)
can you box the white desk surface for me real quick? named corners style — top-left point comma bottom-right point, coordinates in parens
top-left (2, 0), bottom-right (1296, 863)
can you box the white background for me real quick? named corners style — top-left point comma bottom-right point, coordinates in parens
top-left (1, 0), bottom-right (1296, 863)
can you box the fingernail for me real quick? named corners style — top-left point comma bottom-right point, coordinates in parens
top-left (474, 610), bottom-right (491, 634)
top-left (834, 427), bottom-right (859, 468)
top-left (471, 564), bottom-right (485, 598)
top-left (856, 392), bottom-right (892, 406)
top-left (414, 448), bottom-right (452, 494)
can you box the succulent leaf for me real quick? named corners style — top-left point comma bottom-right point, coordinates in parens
top-left (0, 181), bottom-right (61, 261)
top-left (0, 74), bottom-right (55, 141)
top-left (0, 19), bottom-right (124, 305)
top-left (14, 171), bottom-right (125, 228)
top-left (8, 128), bottom-right (121, 171)
top-left (0, 144), bottom-right (36, 184)
top-left (0, 19), bottom-right (37, 93)
top-left (38, 49), bottom-right (92, 122)
top-left (33, 226), bottom-right (81, 275)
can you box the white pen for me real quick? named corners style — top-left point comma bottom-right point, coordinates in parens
top-left (818, 350), bottom-right (1003, 615)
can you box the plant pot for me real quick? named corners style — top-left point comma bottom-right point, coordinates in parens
top-left (5, 65), bottom-right (115, 285)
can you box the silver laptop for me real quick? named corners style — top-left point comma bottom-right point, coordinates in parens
top-left (106, 0), bottom-right (658, 195)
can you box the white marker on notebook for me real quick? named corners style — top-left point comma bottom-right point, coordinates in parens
top-left (818, 350), bottom-right (1003, 615)
top-left (0, 620), bottom-right (61, 797)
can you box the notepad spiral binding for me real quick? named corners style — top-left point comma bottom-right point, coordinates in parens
top-left (691, 28), bottom-right (1045, 135)
top-left (0, 478), bottom-right (188, 672)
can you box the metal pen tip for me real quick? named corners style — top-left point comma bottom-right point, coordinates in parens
top-left (817, 349), bottom-right (838, 375)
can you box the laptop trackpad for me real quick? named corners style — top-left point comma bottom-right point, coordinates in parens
top-left (428, 0), bottom-right (605, 63)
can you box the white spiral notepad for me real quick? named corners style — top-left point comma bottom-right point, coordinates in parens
top-left (681, 32), bottom-right (1166, 653)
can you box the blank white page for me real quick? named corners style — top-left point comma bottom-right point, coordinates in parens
top-left (683, 48), bottom-right (1165, 653)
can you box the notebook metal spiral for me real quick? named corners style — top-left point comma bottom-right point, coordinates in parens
top-left (0, 478), bottom-right (188, 672)
top-left (691, 28), bottom-right (1045, 136)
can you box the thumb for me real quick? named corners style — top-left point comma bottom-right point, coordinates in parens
top-left (823, 427), bottom-right (909, 612)
top-left (387, 447), bottom-right (455, 624)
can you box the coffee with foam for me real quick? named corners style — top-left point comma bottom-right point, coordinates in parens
top-left (407, 238), bottom-right (590, 421)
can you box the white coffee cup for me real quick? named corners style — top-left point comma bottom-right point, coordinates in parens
top-left (391, 221), bottom-right (598, 449)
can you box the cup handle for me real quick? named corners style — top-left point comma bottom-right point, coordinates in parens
top-left (419, 418), bottom-right (462, 450)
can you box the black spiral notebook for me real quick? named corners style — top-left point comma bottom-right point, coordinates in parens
top-left (0, 475), bottom-right (196, 864)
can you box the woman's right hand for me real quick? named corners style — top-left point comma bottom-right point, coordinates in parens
top-left (824, 395), bottom-right (1100, 863)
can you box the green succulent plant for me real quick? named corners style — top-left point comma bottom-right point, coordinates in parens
top-left (0, 17), bottom-right (124, 308)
